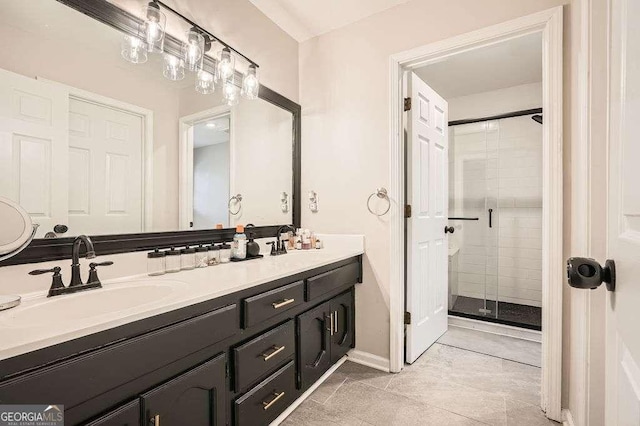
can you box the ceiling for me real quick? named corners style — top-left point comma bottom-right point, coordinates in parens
top-left (193, 115), bottom-right (230, 148)
top-left (414, 32), bottom-right (543, 99)
top-left (248, 0), bottom-right (412, 42)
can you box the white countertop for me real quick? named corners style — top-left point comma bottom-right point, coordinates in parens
top-left (0, 244), bottom-right (363, 362)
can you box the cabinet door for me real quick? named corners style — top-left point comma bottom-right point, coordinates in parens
top-left (330, 290), bottom-right (355, 364)
top-left (141, 353), bottom-right (226, 426)
top-left (85, 400), bottom-right (140, 426)
top-left (297, 301), bottom-right (331, 389)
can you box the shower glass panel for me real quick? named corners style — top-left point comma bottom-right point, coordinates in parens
top-left (448, 113), bottom-right (542, 330)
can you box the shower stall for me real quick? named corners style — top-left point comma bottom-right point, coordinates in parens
top-left (447, 109), bottom-right (543, 330)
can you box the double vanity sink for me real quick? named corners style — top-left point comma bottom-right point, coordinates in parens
top-left (0, 245), bottom-right (364, 426)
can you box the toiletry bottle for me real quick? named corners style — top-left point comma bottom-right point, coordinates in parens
top-left (165, 247), bottom-right (181, 273)
top-left (147, 248), bottom-right (166, 276)
top-left (232, 225), bottom-right (247, 260)
top-left (302, 229), bottom-right (311, 250)
top-left (219, 243), bottom-right (232, 263)
top-left (195, 245), bottom-right (209, 268)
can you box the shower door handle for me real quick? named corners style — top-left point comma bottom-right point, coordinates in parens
top-left (488, 209), bottom-right (493, 228)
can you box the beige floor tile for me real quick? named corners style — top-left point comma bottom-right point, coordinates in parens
top-left (337, 360), bottom-right (394, 389)
top-left (309, 370), bottom-right (348, 404)
top-left (281, 399), bottom-right (366, 426)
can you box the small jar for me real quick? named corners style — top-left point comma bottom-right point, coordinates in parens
top-left (208, 244), bottom-right (220, 266)
top-left (195, 245), bottom-right (209, 268)
top-left (147, 249), bottom-right (166, 276)
top-left (219, 243), bottom-right (232, 263)
top-left (180, 246), bottom-right (196, 270)
top-left (165, 247), bottom-right (181, 273)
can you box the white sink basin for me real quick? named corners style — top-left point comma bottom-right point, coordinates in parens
top-left (1, 279), bottom-right (185, 328)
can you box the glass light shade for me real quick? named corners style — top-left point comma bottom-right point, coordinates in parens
top-left (182, 29), bottom-right (205, 72)
top-left (195, 70), bottom-right (215, 94)
top-left (241, 64), bottom-right (259, 99)
top-left (142, 3), bottom-right (166, 53)
top-left (223, 79), bottom-right (240, 106)
top-left (121, 35), bottom-right (148, 64)
top-left (216, 47), bottom-right (236, 82)
top-left (163, 54), bottom-right (185, 81)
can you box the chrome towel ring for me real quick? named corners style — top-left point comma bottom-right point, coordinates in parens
top-left (367, 187), bottom-right (391, 216)
top-left (228, 194), bottom-right (243, 216)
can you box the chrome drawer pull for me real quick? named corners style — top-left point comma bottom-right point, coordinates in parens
top-left (262, 391), bottom-right (285, 410)
top-left (272, 298), bottom-right (295, 309)
top-left (334, 310), bottom-right (338, 332)
top-left (262, 345), bottom-right (285, 361)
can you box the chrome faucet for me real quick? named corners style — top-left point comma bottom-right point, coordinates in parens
top-left (70, 235), bottom-right (96, 286)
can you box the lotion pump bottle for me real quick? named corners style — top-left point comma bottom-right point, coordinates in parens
top-left (232, 225), bottom-right (247, 260)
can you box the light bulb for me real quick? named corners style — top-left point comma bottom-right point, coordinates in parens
top-left (217, 47), bottom-right (236, 82)
top-left (195, 70), bottom-right (215, 94)
top-left (182, 28), bottom-right (204, 72)
top-left (142, 2), bottom-right (166, 53)
top-left (223, 80), bottom-right (239, 106)
top-left (121, 35), bottom-right (148, 64)
top-left (241, 64), bottom-right (259, 100)
top-left (163, 54), bottom-right (185, 81)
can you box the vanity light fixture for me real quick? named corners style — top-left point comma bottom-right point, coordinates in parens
top-left (196, 70), bottom-right (215, 94)
top-left (241, 64), bottom-right (259, 99)
top-left (119, 0), bottom-right (260, 101)
top-left (163, 53), bottom-right (185, 81)
top-left (121, 35), bottom-right (148, 64)
top-left (182, 28), bottom-right (205, 72)
top-left (217, 47), bottom-right (236, 82)
top-left (142, 1), bottom-right (166, 53)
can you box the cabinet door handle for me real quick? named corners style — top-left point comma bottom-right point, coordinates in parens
top-left (262, 345), bottom-right (285, 361)
top-left (328, 312), bottom-right (334, 336)
top-left (262, 391), bottom-right (285, 410)
top-left (334, 310), bottom-right (338, 333)
top-left (153, 415), bottom-right (160, 426)
top-left (272, 298), bottom-right (295, 309)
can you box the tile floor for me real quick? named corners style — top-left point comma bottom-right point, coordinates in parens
top-left (282, 339), bottom-right (558, 425)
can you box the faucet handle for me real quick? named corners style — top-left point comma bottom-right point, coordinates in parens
top-left (87, 261), bottom-right (113, 286)
top-left (29, 267), bottom-right (65, 294)
top-left (267, 242), bottom-right (277, 256)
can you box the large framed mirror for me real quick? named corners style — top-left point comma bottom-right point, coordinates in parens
top-left (0, 0), bottom-right (300, 265)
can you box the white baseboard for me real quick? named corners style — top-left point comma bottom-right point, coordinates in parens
top-left (270, 356), bottom-right (348, 425)
top-left (347, 349), bottom-right (390, 372)
top-left (448, 315), bottom-right (542, 343)
top-left (562, 409), bottom-right (575, 426)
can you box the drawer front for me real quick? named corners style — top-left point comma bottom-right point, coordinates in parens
top-left (243, 281), bottom-right (304, 328)
top-left (306, 262), bottom-right (360, 301)
top-left (234, 361), bottom-right (296, 426)
top-left (0, 304), bottom-right (237, 408)
top-left (233, 321), bottom-right (295, 391)
top-left (85, 399), bottom-right (140, 426)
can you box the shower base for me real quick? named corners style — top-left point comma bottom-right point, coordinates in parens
top-left (449, 296), bottom-right (541, 331)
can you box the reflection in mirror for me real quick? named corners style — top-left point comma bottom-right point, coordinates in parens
top-left (0, 0), bottom-right (294, 239)
top-left (0, 198), bottom-right (39, 261)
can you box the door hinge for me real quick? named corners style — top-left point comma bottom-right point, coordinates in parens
top-left (404, 97), bottom-right (412, 111)
top-left (404, 311), bottom-right (411, 325)
top-left (405, 204), bottom-right (412, 218)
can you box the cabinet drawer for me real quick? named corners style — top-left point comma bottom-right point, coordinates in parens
top-left (234, 361), bottom-right (296, 426)
top-left (85, 399), bottom-right (140, 426)
top-left (233, 321), bottom-right (295, 391)
top-left (0, 304), bottom-right (237, 409)
top-left (243, 281), bottom-right (304, 328)
top-left (306, 262), bottom-right (360, 301)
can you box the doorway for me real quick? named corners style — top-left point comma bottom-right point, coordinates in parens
top-left (389, 7), bottom-right (564, 421)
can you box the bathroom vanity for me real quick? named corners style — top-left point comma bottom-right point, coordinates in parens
top-left (0, 251), bottom-right (362, 425)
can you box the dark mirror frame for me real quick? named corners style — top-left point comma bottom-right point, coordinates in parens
top-left (0, 0), bottom-right (301, 267)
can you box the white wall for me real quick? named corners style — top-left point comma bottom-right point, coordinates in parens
top-left (299, 0), bottom-right (577, 366)
top-left (448, 83), bottom-right (543, 307)
top-left (193, 143), bottom-right (230, 228)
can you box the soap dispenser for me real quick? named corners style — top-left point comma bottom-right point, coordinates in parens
top-left (245, 224), bottom-right (260, 258)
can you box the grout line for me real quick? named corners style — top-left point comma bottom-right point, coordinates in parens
top-left (435, 341), bottom-right (542, 368)
top-left (317, 376), bottom-right (347, 405)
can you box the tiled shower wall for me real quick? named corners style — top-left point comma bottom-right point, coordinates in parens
top-left (448, 83), bottom-right (543, 307)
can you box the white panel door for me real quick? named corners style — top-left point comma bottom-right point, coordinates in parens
top-left (606, 0), bottom-right (640, 423)
top-left (0, 68), bottom-right (68, 238)
top-left (68, 98), bottom-right (143, 235)
top-left (406, 72), bottom-right (449, 364)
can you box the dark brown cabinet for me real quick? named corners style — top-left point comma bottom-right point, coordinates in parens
top-left (141, 353), bottom-right (227, 426)
top-left (85, 400), bottom-right (140, 426)
top-left (297, 290), bottom-right (355, 389)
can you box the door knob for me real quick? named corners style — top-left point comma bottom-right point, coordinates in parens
top-left (567, 257), bottom-right (616, 292)
top-left (444, 226), bottom-right (455, 234)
